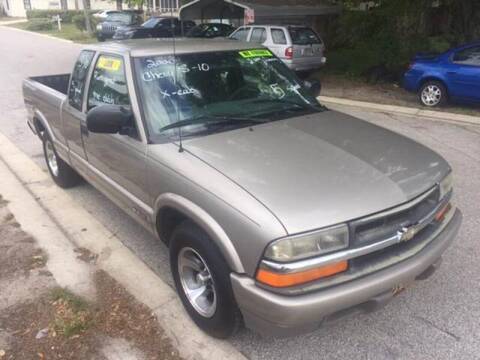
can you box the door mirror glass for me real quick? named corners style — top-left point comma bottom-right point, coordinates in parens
top-left (86, 104), bottom-right (133, 134)
top-left (303, 79), bottom-right (321, 97)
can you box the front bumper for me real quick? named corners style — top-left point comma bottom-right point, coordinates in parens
top-left (231, 209), bottom-right (462, 337)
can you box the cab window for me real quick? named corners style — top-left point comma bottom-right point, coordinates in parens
top-left (231, 27), bottom-right (249, 41)
top-left (271, 29), bottom-right (287, 45)
top-left (250, 28), bottom-right (266, 43)
top-left (87, 55), bottom-right (130, 110)
top-left (68, 50), bottom-right (95, 111)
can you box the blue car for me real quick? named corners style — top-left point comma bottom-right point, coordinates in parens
top-left (404, 42), bottom-right (480, 107)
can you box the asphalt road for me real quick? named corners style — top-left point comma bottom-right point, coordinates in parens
top-left (1, 25), bottom-right (480, 360)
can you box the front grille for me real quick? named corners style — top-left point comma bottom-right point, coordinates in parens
top-left (351, 187), bottom-right (440, 247)
top-left (103, 25), bottom-right (117, 34)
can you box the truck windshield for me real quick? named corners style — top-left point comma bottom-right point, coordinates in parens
top-left (134, 49), bottom-right (324, 140)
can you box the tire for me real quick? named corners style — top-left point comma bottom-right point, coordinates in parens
top-left (419, 80), bottom-right (447, 107)
top-left (43, 133), bottom-right (82, 189)
top-left (170, 220), bottom-right (242, 338)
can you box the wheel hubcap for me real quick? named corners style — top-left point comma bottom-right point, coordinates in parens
top-left (421, 85), bottom-right (442, 106)
top-left (178, 247), bottom-right (217, 318)
top-left (45, 140), bottom-right (59, 177)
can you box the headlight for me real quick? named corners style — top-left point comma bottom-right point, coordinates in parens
top-left (439, 172), bottom-right (453, 199)
top-left (264, 224), bottom-right (349, 262)
top-left (96, 24), bottom-right (102, 31)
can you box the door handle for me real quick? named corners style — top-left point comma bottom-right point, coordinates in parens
top-left (447, 71), bottom-right (457, 75)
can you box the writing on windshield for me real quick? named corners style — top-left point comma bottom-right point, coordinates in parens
top-left (133, 50), bottom-right (320, 138)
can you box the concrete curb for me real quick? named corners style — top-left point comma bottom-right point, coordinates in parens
top-left (0, 24), bottom-right (74, 44)
top-left (0, 132), bottom-right (246, 360)
top-left (318, 95), bottom-right (480, 126)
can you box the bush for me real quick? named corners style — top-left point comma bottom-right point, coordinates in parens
top-left (26, 18), bottom-right (54, 31)
top-left (26, 9), bottom-right (96, 24)
top-left (72, 13), bottom-right (97, 31)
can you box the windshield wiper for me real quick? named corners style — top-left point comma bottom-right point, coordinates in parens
top-left (159, 115), bottom-right (264, 133)
top-left (252, 98), bottom-right (325, 112)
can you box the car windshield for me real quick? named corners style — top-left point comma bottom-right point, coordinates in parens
top-left (289, 27), bottom-right (321, 45)
top-left (106, 13), bottom-right (131, 23)
top-left (134, 49), bottom-right (324, 140)
top-left (142, 17), bottom-right (161, 28)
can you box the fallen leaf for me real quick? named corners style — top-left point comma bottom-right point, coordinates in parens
top-left (0, 349), bottom-right (5, 357)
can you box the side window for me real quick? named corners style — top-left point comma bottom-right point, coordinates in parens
top-left (231, 27), bottom-right (249, 41)
top-left (68, 50), bottom-right (95, 111)
top-left (87, 55), bottom-right (130, 111)
top-left (453, 46), bottom-right (480, 66)
top-left (250, 27), bottom-right (266, 43)
top-left (271, 29), bottom-right (287, 45)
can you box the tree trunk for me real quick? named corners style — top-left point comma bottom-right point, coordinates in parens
top-left (116, 0), bottom-right (122, 10)
top-left (74, 0), bottom-right (79, 10)
top-left (81, 0), bottom-right (92, 35)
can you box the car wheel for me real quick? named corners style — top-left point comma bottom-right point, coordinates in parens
top-left (419, 81), bottom-right (447, 107)
top-left (43, 134), bottom-right (82, 188)
top-left (170, 220), bottom-right (242, 338)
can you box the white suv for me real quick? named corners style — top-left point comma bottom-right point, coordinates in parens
top-left (230, 25), bottom-right (326, 72)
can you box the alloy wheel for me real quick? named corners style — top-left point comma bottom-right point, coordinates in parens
top-left (421, 85), bottom-right (442, 106)
top-left (45, 140), bottom-right (59, 177)
top-left (178, 247), bottom-right (217, 318)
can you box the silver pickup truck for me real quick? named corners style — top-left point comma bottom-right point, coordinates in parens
top-left (23, 39), bottom-right (462, 339)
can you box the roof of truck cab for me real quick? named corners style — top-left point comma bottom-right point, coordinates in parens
top-left (84, 38), bottom-right (259, 57)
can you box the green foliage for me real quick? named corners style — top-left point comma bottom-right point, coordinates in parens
top-left (25, 18), bottom-right (54, 31)
top-left (324, 0), bottom-right (480, 81)
top-left (26, 9), bottom-right (96, 24)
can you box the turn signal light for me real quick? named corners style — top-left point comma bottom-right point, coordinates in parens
top-left (256, 261), bottom-right (348, 288)
top-left (435, 203), bottom-right (452, 222)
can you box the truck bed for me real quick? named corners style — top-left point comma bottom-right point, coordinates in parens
top-left (28, 74), bottom-right (70, 95)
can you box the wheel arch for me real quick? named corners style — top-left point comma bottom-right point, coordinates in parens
top-left (32, 110), bottom-right (54, 141)
top-left (154, 193), bottom-right (245, 274)
top-left (419, 76), bottom-right (449, 96)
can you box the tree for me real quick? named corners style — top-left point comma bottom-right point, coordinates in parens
top-left (81, 0), bottom-right (92, 35)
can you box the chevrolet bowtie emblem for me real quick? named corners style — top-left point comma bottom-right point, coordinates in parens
top-left (398, 225), bottom-right (418, 242)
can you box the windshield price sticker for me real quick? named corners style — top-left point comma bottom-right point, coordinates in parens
top-left (239, 49), bottom-right (273, 58)
top-left (97, 57), bottom-right (122, 72)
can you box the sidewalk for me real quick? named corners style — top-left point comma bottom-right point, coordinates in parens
top-left (0, 132), bottom-right (245, 359)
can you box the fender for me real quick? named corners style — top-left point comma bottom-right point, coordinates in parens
top-left (154, 193), bottom-right (245, 274)
top-left (33, 109), bottom-right (54, 141)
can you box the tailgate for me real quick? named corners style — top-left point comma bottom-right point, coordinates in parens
top-left (289, 27), bottom-right (324, 60)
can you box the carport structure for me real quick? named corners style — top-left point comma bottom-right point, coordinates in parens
top-left (178, 0), bottom-right (341, 27)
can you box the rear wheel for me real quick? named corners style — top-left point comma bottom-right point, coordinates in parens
top-left (43, 134), bottom-right (82, 188)
top-left (170, 220), bottom-right (242, 338)
top-left (419, 81), bottom-right (447, 107)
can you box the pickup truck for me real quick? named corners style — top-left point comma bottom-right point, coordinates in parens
top-left (23, 39), bottom-right (462, 339)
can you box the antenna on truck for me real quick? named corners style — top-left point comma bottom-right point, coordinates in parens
top-left (171, 5), bottom-right (184, 153)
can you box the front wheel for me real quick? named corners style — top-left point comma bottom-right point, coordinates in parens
top-left (43, 134), bottom-right (82, 188)
top-left (170, 221), bottom-right (242, 338)
top-left (419, 81), bottom-right (447, 107)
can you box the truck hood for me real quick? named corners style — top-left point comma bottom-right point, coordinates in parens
top-left (185, 110), bottom-right (450, 234)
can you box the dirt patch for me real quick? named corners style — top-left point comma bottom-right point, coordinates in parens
top-left (0, 271), bottom-right (183, 360)
top-left (315, 73), bottom-right (480, 117)
top-left (0, 200), bottom-right (47, 279)
top-left (0, 197), bottom-right (182, 360)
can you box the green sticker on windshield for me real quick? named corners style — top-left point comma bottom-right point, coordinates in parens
top-left (239, 49), bottom-right (273, 58)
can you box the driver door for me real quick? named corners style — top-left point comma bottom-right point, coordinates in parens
top-left (82, 53), bottom-right (151, 226)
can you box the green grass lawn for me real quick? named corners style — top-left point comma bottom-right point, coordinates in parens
top-left (8, 22), bottom-right (97, 43)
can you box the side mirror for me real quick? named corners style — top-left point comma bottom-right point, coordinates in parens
top-left (86, 104), bottom-right (133, 134)
top-left (303, 79), bottom-right (322, 98)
